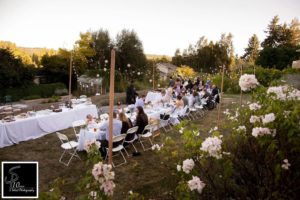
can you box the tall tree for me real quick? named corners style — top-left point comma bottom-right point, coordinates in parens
top-left (242, 34), bottom-right (260, 63)
top-left (115, 29), bottom-right (147, 80)
top-left (261, 15), bottom-right (281, 48)
top-left (290, 18), bottom-right (300, 46)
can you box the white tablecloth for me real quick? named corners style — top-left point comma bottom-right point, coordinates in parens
top-left (0, 104), bottom-right (98, 148)
top-left (145, 92), bottom-right (162, 103)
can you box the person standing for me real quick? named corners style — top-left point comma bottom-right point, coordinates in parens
top-left (126, 81), bottom-right (138, 105)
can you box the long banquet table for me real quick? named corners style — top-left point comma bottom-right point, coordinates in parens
top-left (0, 104), bottom-right (98, 148)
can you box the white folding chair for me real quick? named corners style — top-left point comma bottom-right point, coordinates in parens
top-left (105, 134), bottom-right (128, 167)
top-left (138, 125), bottom-right (154, 151)
top-left (159, 114), bottom-right (172, 132)
top-left (56, 132), bottom-right (81, 166)
top-left (72, 120), bottom-right (86, 139)
top-left (124, 126), bottom-right (139, 154)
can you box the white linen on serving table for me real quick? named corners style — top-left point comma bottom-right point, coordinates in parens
top-left (145, 92), bottom-right (163, 104)
top-left (77, 128), bottom-right (102, 151)
top-left (0, 104), bottom-right (98, 148)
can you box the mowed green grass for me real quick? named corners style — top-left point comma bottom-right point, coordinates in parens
top-left (0, 94), bottom-right (245, 199)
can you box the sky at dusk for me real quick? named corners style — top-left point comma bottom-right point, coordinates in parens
top-left (0, 0), bottom-right (299, 56)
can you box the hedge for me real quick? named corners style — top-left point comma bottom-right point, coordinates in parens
top-left (1, 83), bottom-right (67, 102)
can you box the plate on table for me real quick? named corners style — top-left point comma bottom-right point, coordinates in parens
top-left (15, 113), bottom-right (28, 119)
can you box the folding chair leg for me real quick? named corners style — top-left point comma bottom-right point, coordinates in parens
top-left (131, 143), bottom-right (138, 152)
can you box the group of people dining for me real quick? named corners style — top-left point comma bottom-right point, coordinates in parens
top-left (84, 106), bottom-right (149, 156)
top-left (82, 77), bottom-right (220, 156)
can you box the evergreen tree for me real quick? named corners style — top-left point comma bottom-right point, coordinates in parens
top-left (242, 34), bottom-right (260, 63)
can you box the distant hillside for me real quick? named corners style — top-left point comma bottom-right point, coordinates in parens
top-left (0, 41), bottom-right (56, 65)
top-left (146, 54), bottom-right (172, 61)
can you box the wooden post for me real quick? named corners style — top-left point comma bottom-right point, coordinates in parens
top-left (152, 64), bottom-right (155, 90)
top-left (253, 65), bottom-right (256, 75)
top-left (240, 65), bottom-right (243, 106)
top-left (217, 65), bottom-right (225, 126)
top-left (108, 49), bottom-right (116, 165)
top-left (68, 51), bottom-right (73, 102)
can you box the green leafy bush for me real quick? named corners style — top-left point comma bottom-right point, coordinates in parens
top-left (163, 84), bottom-right (300, 199)
top-left (2, 82), bottom-right (67, 101)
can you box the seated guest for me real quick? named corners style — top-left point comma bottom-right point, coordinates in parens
top-left (193, 91), bottom-right (201, 105)
top-left (211, 85), bottom-right (220, 103)
top-left (119, 112), bottom-right (133, 134)
top-left (98, 112), bottom-right (122, 156)
top-left (101, 112), bottom-right (122, 142)
top-left (86, 114), bottom-right (95, 124)
top-left (175, 95), bottom-right (184, 109)
top-left (136, 106), bottom-right (148, 135)
top-left (135, 95), bottom-right (145, 108)
top-left (181, 92), bottom-right (189, 107)
top-left (117, 101), bottom-right (122, 113)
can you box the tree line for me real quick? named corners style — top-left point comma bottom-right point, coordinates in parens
top-left (171, 16), bottom-right (300, 72)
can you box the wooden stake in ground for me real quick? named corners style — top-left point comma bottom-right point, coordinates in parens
top-left (217, 65), bottom-right (225, 126)
top-left (68, 51), bottom-right (73, 102)
top-left (108, 49), bottom-right (116, 165)
top-left (239, 65), bottom-right (243, 106)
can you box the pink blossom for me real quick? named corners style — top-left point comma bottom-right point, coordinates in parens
top-left (251, 127), bottom-right (272, 137)
top-left (249, 103), bottom-right (261, 111)
top-left (239, 74), bottom-right (259, 91)
top-left (262, 113), bottom-right (275, 124)
top-left (182, 159), bottom-right (195, 174)
top-left (188, 176), bottom-right (206, 194)
top-left (250, 115), bottom-right (260, 123)
top-left (100, 180), bottom-right (115, 196)
top-left (200, 136), bottom-right (222, 159)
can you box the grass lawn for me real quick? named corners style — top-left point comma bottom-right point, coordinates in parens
top-left (0, 94), bottom-right (246, 199)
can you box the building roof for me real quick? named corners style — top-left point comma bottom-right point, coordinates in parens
top-left (156, 63), bottom-right (177, 74)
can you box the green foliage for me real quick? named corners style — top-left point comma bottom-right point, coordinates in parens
top-left (0, 48), bottom-right (35, 90)
top-left (2, 83), bottom-right (67, 101)
top-left (171, 34), bottom-right (232, 73)
top-left (257, 16), bottom-right (300, 69)
top-left (242, 34), bottom-right (260, 63)
top-left (165, 84), bottom-right (300, 199)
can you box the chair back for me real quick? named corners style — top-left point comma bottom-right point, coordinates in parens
top-left (125, 126), bottom-right (138, 142)
top-left (72, 120), bottom-right (86, 128)
top-left (142, 124), bottom-right (152, 134)
top-left (56, 132), bottom-right (68, 144)
top-left (127, 126), bottom-right (138, 134)
top-left (112, 134), bottom-right (126, 148)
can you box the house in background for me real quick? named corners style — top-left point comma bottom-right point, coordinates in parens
top-left (156, 63), bottom-right (177, 80)
top-left (292, 49), bottom-right (300, 69)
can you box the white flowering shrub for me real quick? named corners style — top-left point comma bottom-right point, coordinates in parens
top-left (162, 81), bottom-right (300, 199)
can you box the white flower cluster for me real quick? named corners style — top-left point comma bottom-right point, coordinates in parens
top-left (151, 144), bottom-right (164, 151)
top-left (92, 162), bottom-right (115, 196)
top-left (188, 176), bottom-right (206, 194)
top-left (250, 115), bottom-right (261, 123)
top-left (239, 74), bottom-right (259, 91)
top-left (249, 102), bottom-right (261, 111)
top-left (89, 191), bottom-right (97, 200)
top-left (267, 86), bottom-right (300, 101)
top-left (200, 136), bottom-right (222, 159)
top-left (84, 140), bottom-right (101, 153)
top-left (179, 127), bottom-right (185, 134)
top-left (262, 113), bottom-right (276, 124)
top-left (250, 113), bottom-right (276, 124)
top-left (251, 127), bottom-right (276, 137)
top-left (182, 158), bottom-right (195, 174)
top-left (223, 109), bottom-right (230, 116)
top-left (281, 159), bottom-right (291, 170)
top-left (209, 126), bottom-right (218, 133)
top-left (236, 126), bottom-right (246, 132)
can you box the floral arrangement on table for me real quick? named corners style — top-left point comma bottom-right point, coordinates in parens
top-left (162, 74), bottom-right (300, 199)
